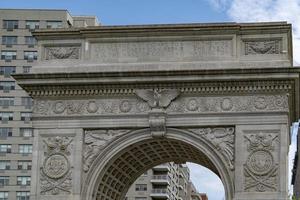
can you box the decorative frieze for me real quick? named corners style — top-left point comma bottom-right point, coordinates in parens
top-left (40, 136), bottom-right (73, 195)
top-left (243, 131), bottom-right (279, 192)
top-left (33, 94), bottom-right (288, 117)
top-left (189, 127), bottom-right (235, 170)
top-left (245, 40), bottom-right (280, 55)
top-left (45, 46), bottom-right (80, 60)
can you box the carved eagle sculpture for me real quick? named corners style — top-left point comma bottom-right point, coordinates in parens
top-left (135, 89), bottom-right (180, 109)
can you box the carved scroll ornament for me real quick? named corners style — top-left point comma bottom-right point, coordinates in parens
top-left (46, 46), bottom-right (80, 60)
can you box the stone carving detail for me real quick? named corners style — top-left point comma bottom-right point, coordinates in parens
top-left (135, 89), bottom-right (180, 109)
top-left (245, 40), bottom-right (280, 55)
top-left (189, 127), bottom-right (235, 169)
top-left (33, 95), bottom-right (288, 116)
top-left (244, 132), bottom-right (279, 192)
top-left (91, 40), bottom-right (232, 62)
top-left (40, 136), bottom-right (73, 195)
top-left (46, 46), bottom-right (80, 60)
top-left (83, 130), bottom-right (131, 172)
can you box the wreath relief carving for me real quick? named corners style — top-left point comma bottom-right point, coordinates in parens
top-left (244, 132), bottom-right (279, 192)
top-left (40, 136), bottom-right (73, 195)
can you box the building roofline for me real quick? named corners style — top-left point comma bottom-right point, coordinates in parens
top-left (0, 8), bottom-right (72, 16)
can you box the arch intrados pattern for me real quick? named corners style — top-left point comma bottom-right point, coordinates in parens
top-left (84, 128), bottom-right (233, 200)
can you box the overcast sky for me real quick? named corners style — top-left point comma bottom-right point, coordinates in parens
top-left (1, 0), bottom-right (299, 199)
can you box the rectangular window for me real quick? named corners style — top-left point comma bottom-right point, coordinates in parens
top-left (20, 112), bottom-right (32, 122)
top-left (0, 66), bottom-right (16, 76)
top-left (3, 20), bottom-right (18, 29)
top-left (17, 176), bottom-right (31, 186)
top-left (17, 161), bottom-right (31, 170)
top-left (23, 66), bottom-right (31, 74)
top-left (0, 161), bottom-right (10, 170)
top-left (26, 20), bottom-right (39, 30)
top-left (21, 97), bottom-right (33, 109)
top-left (0, 191), bottom-right (8, 200)
top-left (18, 145), bottom-right (32, 154)
top-left (24, 51), bottom-right (37, 61)
top-left (2, 36), bottom-right (17, 45)
top-left (0, 97), bottom-right (14, 108)
top-left (0, 176), bottom-right (9, 186)
top-left (46, 21), bottom-right (63, 29)
top-left (25, 36), bottom-right (37, 46)
top-left (0, 82), bottom-right (15, 92)
top-left (0, 145), bottom-right (11, 153)
top-left (20, 128), bottom-right (33, 137)
top-left (16, 191), bottom-right (30, 200)
top-left (1, 51), bottom-right (17, 61)
top-left (0, 112), bottom-right (13, 122)
top-left (135, 184), bottom-right (147, 191)
top-left (0, 128), bottom-right (12, 138)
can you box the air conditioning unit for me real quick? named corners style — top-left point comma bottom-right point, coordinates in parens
top-left (5, 55), bottom-right (12, 62)
top-left (27, 55), bottom-right (34, 62)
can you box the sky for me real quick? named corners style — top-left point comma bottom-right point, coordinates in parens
top-left (1, 0), bottom-right (300, 199)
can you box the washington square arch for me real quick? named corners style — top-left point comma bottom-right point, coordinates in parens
top-left (13, 22), bottom-right (300, 200)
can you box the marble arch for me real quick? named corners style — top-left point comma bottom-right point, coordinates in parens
top-left (13, 22), bottom-right (300, 200)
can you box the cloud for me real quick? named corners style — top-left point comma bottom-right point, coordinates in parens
top-left (187, 163), bottom-right (225, 200)
top-left (208, 0), bottom-right (300, 65)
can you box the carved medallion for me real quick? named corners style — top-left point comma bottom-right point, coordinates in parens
top-left (246, 150), bottom-right (273, 175)
top-left (46, 47), bottom-right (80, 60)
top-left (119, 100), bottom-right (132, 113)
top-left (245, 40), bottom-right (280, 55)
top-left (87, 101), bottom-right (98, 113)
top-left (43, 153), bottom-right (70, 179)
top-left (253, 96), bottom-right (267, 110)
top-left (186, 98), bottom-right (199, 111)
top-left (221, 98), bottom-right (233, 111)
top-left (53, 101), bottom-right (66, 114)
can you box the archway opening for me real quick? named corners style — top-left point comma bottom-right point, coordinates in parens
top-left (89, 128), bottom-right (233, 200)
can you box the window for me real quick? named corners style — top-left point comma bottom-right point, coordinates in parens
top-left (3, 20), bottom-right (18, 29)
top-left (17, 191), bottom-right (30, 200)
top-left (23, 66), bottom-right (31, 74)
top-left (1, 51), bottom-right (17, 61)
top-left (0, 192), bottom-right (8, 200)
top-left (0, 97), bottom-right (14, 108)
top-left (18, 145), bottom-right (32, 154)
top-left (0, 161), bottom-right (10, 170)
top-left (0, 66), bottom-right (16, 76)
top-left (20, 128), bottom-right (33, 137)
top-left (2, 36), bottom-right (17, 45)
top-left (0, 145), bottom-right (11, 153)
top-left (17, 176), bottom-right (30, 185)
top-left (0, 112), bottom-right (13, 122)
top-left (0, 177), bottom-right (9, 186)
top-left (135, 184), bottom-right (147, 191)
top-left (0, 128), bottom-right (12, 137)
top-left (17, 161), bottom-right (31, 170)
top-left (26, 20), bottom-right (39, 30)
top-left (46, 21), bottom-right (63, 28)
top-left (24, 51), bottom-right (37, 61)
top-left (25, 36), bottom-right (37, 46)
top-left (20, 112), bottom-right (32, 122)
top-left (0, 82), bottom-right (15, 92)
top-left (21, 97), bottom-right (33, 109)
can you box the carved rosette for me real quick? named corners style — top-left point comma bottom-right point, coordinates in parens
top-left (45, 46), bottom-right (80, 60)
top-left (244, 132), bottom-right (279, 192)
top-left (40, 136), bottom-right (73, 195)
top-left (244, 40), bottom-right (280, 55)
top-left (33, 95), bottom-right (288, 117)
top-left (83, 130), bottom-right (131, 172)
top-left (188, 127), bottom-right (235, 170)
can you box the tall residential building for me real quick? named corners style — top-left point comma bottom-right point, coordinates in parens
top-left (126, 163), bottom-right (203, 200)
top-left (0, 9), bottom-right (98, 200)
